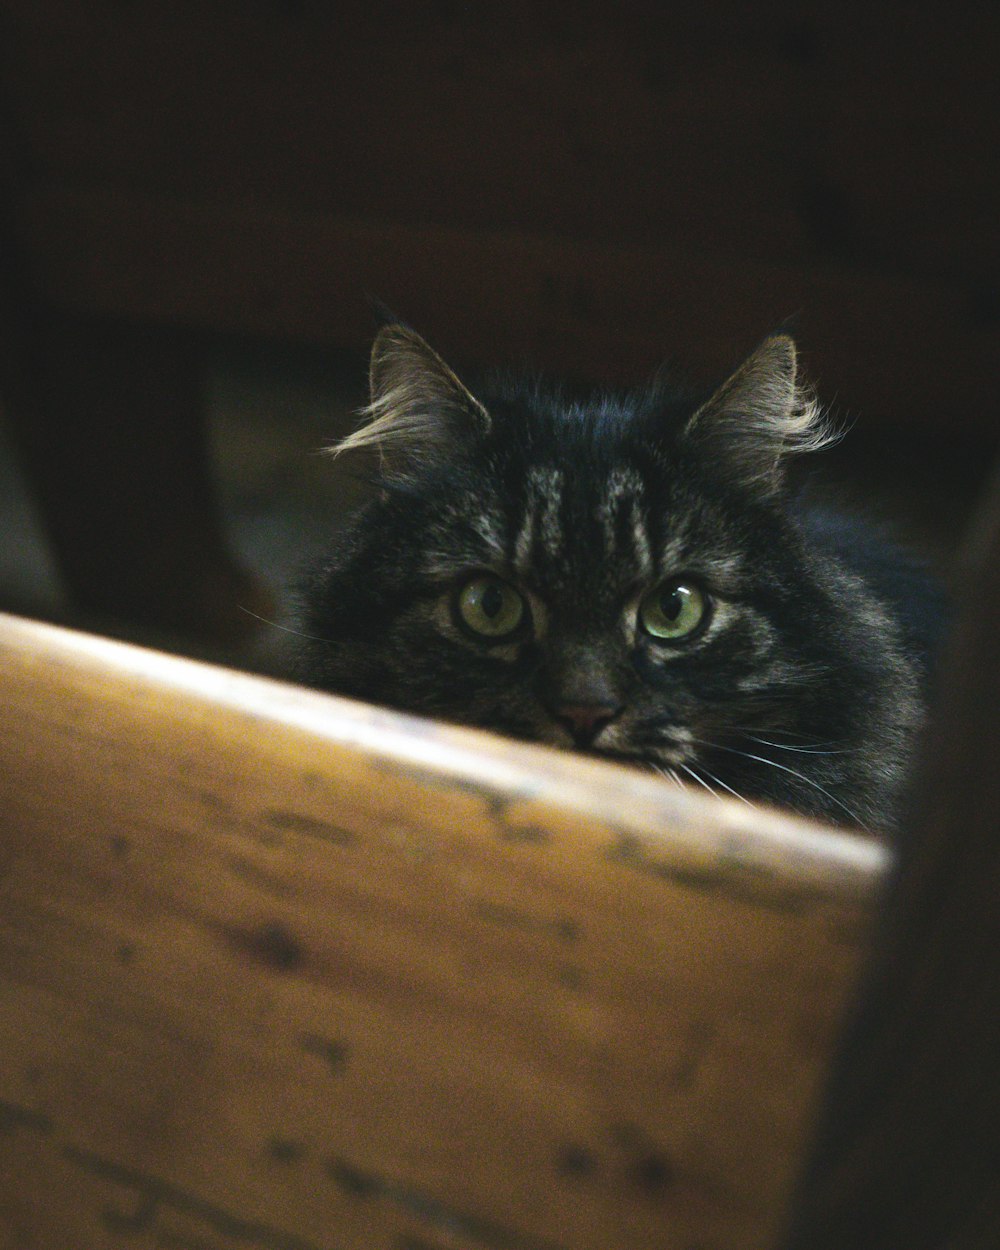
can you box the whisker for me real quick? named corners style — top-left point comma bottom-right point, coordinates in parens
top-left (689, 763), bottom-right (755, 807)
top-left (652, 764), bottom-right (685, 792)
top-left (722, 725), bottom-right (851, 753)
top-left (691, 737), bottom-right (869, 830)
top-left (680, 764), bottom-right (719, 798)
top-left (743, 734), bottom-right (851, 757)
top-left (238, 605), bottom-right (338, 646)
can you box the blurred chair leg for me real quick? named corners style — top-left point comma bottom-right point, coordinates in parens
top-left (1, 305), bottom-right (273, 645)
top-left (779, 460), bottom-right (1000, 1250)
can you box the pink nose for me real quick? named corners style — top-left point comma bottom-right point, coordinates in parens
top-left (555, 703), bottom-right (622, 744)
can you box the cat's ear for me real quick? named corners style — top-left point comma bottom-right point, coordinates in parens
top-left (680, 336), bottom-right (834, 493)
top-left (333, 324), bottom-right (490, 477)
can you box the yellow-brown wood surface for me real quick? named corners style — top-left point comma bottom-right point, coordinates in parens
top-left (0, 613), bottom-right (886, 1250)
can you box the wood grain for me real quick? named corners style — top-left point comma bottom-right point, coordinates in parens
top-left (0, 613), bottom-right (884, 1249)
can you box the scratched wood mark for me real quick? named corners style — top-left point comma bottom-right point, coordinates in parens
top-left (0, 613), bottom-right (885, 1250)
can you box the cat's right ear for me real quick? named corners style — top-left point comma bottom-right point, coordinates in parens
top-left (332, 325), bottom-right (490, 479)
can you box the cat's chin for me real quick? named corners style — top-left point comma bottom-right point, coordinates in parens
top-left (582, 745), bottom-right (679, 773)
top-left (521, 718), bottom-right (690, 768)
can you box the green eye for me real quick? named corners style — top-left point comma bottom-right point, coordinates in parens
top-left (456, 575), bottom-right (526, 639)
top-left (639, 579), bottom-right (708, 641)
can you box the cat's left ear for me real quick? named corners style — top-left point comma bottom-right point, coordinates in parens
top-left (333, 323), bottom-right (490, 479)
top-left (681, 336), bottom-right (834, 494)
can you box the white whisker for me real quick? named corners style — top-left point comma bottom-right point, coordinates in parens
top-left (743, 734), bottom-right (849, 756)
top-left (680, 764), bottom-right (719, 798)
top-left (238, 605), bottom-right (337, 646)
top-left (691, 737), bottom-right (868, 830)
top-left (690, 763), bottom-right (755, 807)
top-left (724, 725), bottom-right (851, 754)
top-left (652, 764), bottom-right (685, 792)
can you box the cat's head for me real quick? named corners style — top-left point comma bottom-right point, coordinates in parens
top-left (302, 323), bottom-right (843, 782)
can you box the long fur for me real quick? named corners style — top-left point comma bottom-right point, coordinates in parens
top-left (331, 324), bottom-right (489, 472)
top-left (297, 326), bottom-right (941, 834)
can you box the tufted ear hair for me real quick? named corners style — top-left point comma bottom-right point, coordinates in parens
top-left (332, 324), bottom-right (490, 479)
top-left (681, 336), bottom-right (836, 494)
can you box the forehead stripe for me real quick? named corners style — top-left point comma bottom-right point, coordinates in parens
top-left (599, 468), bottom-right (653, 574)
top-left (538, 468), bottom-right (565, 559)
top-left (513, 466), bottom-right (565, 569)
top-left (514, 501), bottom-right (535, 568)
top-left (630, 503), bottom-right (653, 574)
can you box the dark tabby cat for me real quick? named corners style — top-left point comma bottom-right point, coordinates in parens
top-left (297, 322), bottom-right (942, 833)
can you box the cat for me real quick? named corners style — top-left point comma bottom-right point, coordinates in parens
top-left (296, 321), bottom-right (943, 834)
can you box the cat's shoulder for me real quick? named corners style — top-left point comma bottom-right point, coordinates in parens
top-left (793, 499), bottom-right (947, 675)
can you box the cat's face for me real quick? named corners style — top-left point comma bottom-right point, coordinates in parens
top-left (302, 325), bottom-right (851, 799)
top-left (351, 462), bottom-right (789, 770)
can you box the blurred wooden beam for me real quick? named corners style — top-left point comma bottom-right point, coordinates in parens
top-left (781, 461), bottom-right (1000, 1248)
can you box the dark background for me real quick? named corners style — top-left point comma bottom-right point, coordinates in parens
top-left (1, 1), bottom-right (997, 669)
